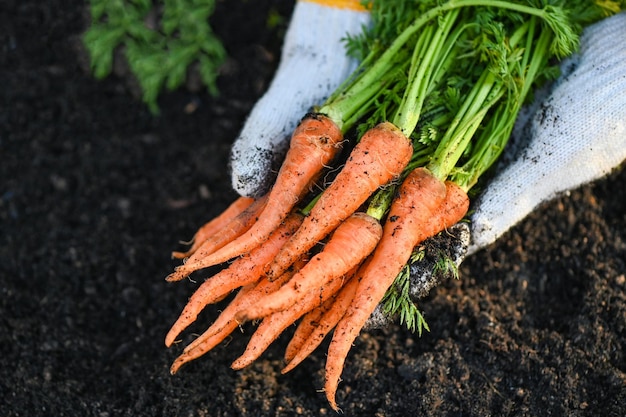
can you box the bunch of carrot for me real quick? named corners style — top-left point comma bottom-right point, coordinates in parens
top-left (165, 0), bottom-right (622, 410)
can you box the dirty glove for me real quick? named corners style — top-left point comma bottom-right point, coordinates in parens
top-left (229, 0), bottom-right (370, 197)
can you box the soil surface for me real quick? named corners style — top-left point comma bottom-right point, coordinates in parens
top-left (2, 1), bottom-right (625, 416)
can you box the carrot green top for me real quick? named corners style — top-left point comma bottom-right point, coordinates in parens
top-left (315, 0), bottom-right (622, 214)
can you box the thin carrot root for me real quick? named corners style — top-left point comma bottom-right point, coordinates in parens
top-left (265, 122), bottom-right (413, 280)
top-left (280, 263), bottom-right (362, 365)
top-left (165, 195), bottom-right (268, 282)
top-left (281, 273), bottom-right (359, 374)
top-left (164, 213), bottom-right (304, 347)
top-left (172, 196), bottom-right (255, 259)
top-left (169, 283), bottom-right (257, 374)
top-left (236, 212), bottom-right (382, 322)
top-left (169, 263), bottom-right (302, 374)
top-left (283, 305), bottom-right (325, 365)
top-left (232, 264), bottom-right (360, 370)
top-left (186, 113), bottom-right (343, 269)
top-left (229, 313), bottom-right (289, 370)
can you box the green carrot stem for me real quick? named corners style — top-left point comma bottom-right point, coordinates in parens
top-left (426, 67), bottom-right (504, 182)
top-left (392, 8), bottom-right (460, 136)
top-left (321, 0), bottom-right (575, 135)
top-left (452, 18), bottom-right (553, 191)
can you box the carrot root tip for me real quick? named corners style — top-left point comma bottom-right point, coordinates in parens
top-left (164, 331), bottom-right (179, 347)
top-left (165, 273), bottom-right (185, 282)
top-left (170, 360), bottom-right (184, 375)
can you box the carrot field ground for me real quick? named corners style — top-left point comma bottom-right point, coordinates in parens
top-left (2, 1), bottom-right (626, 415)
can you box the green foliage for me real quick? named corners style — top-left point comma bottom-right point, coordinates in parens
top-left (432, 251), bottom-right (460, 281)
top-left (380, 247), bottom-right (460, 335)
top-left (266, 7), bottom-right (287, 30)
top-left (83, 0), bottom-right (226, 113)
top-left (380, 250), bottom-right (430, 336)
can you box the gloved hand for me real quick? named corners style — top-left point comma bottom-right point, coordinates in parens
top-left (467, 11), bottom-right (626, 255)
top-left (229, 4), bottom-right (626, 327)
top-left (229, 0), bottom-right (370, 198)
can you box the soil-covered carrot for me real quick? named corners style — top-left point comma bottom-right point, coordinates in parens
top-left (163, 0), bottom-right (622, 410)
top-left (280, 260), bottom-right (365, 365)
top-left (166, 194), bottom-right (268, 282)
top-left (282, 303), bottom-right (326, 365)
top-left (281, 272), bottom-right (360, 374)
top-left (171, 196), bottom-right (255, 259)
top-left (265, 123), bottom-right (412, 280)
top-left (168, 282), bottom-right (256, 374)
top-left (424, 180), bottom-right (470, 238)
top-left (192, 114), bottom-right (343, 269)
top-left (323, 167), bottom-right (474, 409)
top-left (230, 265), bottom-right (359, 370)
top-left (169, 260), bottom-right (303, 374)
top-left (164, 213), bottom-right (304, 347)
top-left (239, 212), bottom-right (382, 320)
top-left (324, 167), bottom-right (453, 410)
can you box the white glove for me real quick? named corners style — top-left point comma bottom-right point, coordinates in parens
top-left (229, 0), bottom-right (371, 198)
top-left (467, 11), bottom-right (626, 255)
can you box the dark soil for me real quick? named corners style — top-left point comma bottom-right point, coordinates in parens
top-left (2, 1), bottom-right (625, 416)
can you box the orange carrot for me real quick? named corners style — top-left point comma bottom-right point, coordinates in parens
top-left (172, 196), bottom-right (255, 259)
top-left (231, 265), bottom-right (360, 371)
top-left (169, 262), bottom-right (302, 374)
top-left (169, 282), bottom-right (256, 374)
top-left (164, 213), bottom-right (304, 347)
top-left (324, 167), bottom-right (468, 411)
top-left (281, 273), bottom-right (359, 374)
top-left (184, 113), bottom-right (343, 269)
top-left (283, 257), bottom-right (370, 366)
top-left (265, 122), bottom-right (413, 280)
top-left (230, 290), bottom-right (329, 370)
top-left (236, 212), bottom-right (382, 322)
top-left (423, 180), bottom-right (471, 238)
top-left (283, 302), bottom-right (327, 365)
top-left (166, 194), bottom-right (268, 282)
